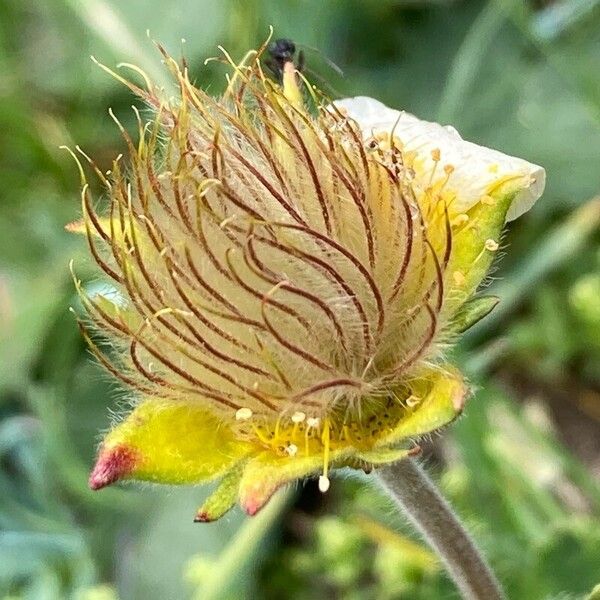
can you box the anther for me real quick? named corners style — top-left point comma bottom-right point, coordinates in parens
top-left (318, 475), bottom-right (330, 493)
top-left (431, 148), bottom-right (441, 162)
top-left (406, 395), bottom-right (420, 408)
top-left (444, 164), bottom-right (455, 175)
top-left (235, 407), bottom-right (253, 421)
top-left (286, 444), bottom-right (298, 457)
top-left (485, 239), bottom-right (499, 252)
top-left (451, 214), bottom-right (469, 227)
top-left (307, 417), bottom-right (320, 428)
top-left (291, 411), bottom-right (306, 423)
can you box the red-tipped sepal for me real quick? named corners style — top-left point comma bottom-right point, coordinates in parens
top-left (89, 445), bottom-right (139, 490)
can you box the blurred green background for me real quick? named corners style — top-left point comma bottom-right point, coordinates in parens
top-left (1, 0), bottom-right (600, 598)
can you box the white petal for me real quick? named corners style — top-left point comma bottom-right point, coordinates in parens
top-left (332, 96), bottom-right (545, 221)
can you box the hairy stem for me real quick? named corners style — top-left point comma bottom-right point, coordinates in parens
top-left (378, 458), bottom-right (506, 600)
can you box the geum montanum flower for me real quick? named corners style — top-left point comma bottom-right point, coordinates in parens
top-left (67, 40), bottom-right (545, 521)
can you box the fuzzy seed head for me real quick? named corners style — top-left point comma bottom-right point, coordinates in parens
top-left (73, 46), bottom-right (504, 456)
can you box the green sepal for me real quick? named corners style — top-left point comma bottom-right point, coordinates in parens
top-left (354, 446), bottom-right (411, 466)
top-left (448, 295), bottom-right (500, 335)
top-left (444, 188), bottom-right (515, 316)
top-left (194, 462), bottom-right (246, 522)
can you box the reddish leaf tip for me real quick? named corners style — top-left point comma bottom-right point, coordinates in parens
top-left (241, 494), bottom-right (266, 516)
top-left (408, 444), bottom-right (422, 457)
top-left (88, 445), bottom-right (138, 490)
top-left (452, 386), bottom-right (468, 412)
top-left (193, 512), bottom-right (212, 523)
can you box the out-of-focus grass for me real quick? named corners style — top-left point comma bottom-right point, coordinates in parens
top-left (1, 0), bottom-right (599, 598)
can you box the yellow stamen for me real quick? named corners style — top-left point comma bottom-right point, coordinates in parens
top-left (304, 424), bottom-right (310, 457)
top-left (321, 419), bottom-right (331, 493)
top-left (250, 423), bottom-right (271, 445)
top-left (444, 164), bottom-right (455, 175)
top-left (428, 150), bottom-right (441, 185)
top-left (274, 413), bottom-right (283, 440)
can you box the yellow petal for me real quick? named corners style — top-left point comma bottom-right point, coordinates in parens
top-left (238, 453), bottom-right (321, 516)
top-left (89, 398), bottom-right (251, 489)
top-left (238, 449), bottom-right (352, 516)
top-left (377, 365), bottom-right (468, 448)
top-left (332, 96), bottom-right (545, 221)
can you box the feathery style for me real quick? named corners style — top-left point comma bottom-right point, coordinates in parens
top-left (68, 41), bottom-right (545, 520)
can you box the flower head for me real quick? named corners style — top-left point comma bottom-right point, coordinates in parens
top-left (69, 41), bottom-right (544, 520)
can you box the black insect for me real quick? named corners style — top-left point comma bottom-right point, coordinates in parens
top-left (265, 38), bottom-right (305, 81)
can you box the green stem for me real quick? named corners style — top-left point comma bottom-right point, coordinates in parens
top-left (378, 459), bottom-right (505, 600)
